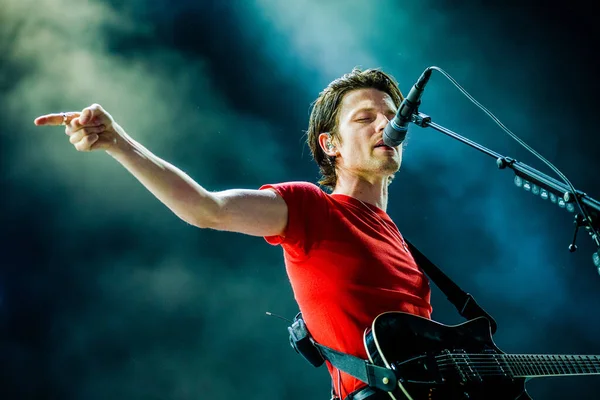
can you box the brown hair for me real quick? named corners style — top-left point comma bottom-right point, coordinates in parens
top-left (306, 67), bottom-right (404, 190)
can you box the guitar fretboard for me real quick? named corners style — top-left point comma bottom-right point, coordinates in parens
top-left (444, 353), bottom-right (600, 378)
top-left (502, 354), bottom-right (600, 377)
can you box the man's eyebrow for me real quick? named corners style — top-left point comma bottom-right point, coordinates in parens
top-left (349, 106), bottom-right (397, 118)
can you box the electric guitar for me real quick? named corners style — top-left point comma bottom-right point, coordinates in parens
top-left (363, 312), bottom-right (600, 400)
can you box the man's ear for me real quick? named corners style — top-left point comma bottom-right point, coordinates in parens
top-left (318, 132), bottom-right (336, 157)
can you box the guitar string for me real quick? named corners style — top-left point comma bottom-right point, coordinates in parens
top-left (434, 364), bottom-right (600, 372)
top-left (435, 366), bottom-right (600, 374)
top-left (386, 365), bottom-right (600, 381)
top-left (435, 359), bottom-right (600, 365)
top-left (435, 366), bottom-right (600, 375)
top-left (435, 360), bottom-right (600, 370)
top-left (435, 358), bottom-right (600, 371)
top-left (434, 359), bottom-right (600, 367)
top-left (433, 354), bottom-right (600, 365)
top-left (434, 369), bottom-right (595, 378)
top-left (434, 354), bottom-right (600, 359)
top-left (391, 354), bottom-right (600, 378)
top-left (425, 354), bottom-right (600, 373)
top-left (435, 362), bottom-right (600, 370)
top-left (433, 360), bottom-right (600, 374)
top-left (435, 360), bottom-right (600, 367)
top-left (435, 361), bottom-right (600, 367)
top-left (435, 359), bottom-right (600, 364)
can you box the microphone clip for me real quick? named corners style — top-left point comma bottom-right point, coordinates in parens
top-left (411, 112), bottom-right (432, 128)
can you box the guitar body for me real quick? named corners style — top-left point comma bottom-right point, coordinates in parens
top-left (364, 312), bottom-right (531, 400)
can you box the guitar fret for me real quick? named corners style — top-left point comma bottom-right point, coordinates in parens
top-left (542, 355), bottom-right (557, 375)
top-left (583, 356), bottom-right (591, 373)
top-left (510, 355), bottom-right (519, 376)
top-left (499, 354), bottom-right (514, 377)
top-left (540, 355), bottom-right (548, 375)
top-left (528, 355), bottom-right (537, 376)
top-left (505, 355), bottom-right (518, 376)
top-left (518, 355), bottom-right (528, 376)
top-left (518, 355), bottom-right (527, 376)
top-left (571, 356), bottom-right (585, 374)
top-left (588, 356), bottom-right (599, 373)
top-left (512, 355), bottom-right (520, 376)
top-left (554, 355), bottom-right (566, 375)
top-left (565, 355), bottom-right (575, 374)
top-left (517, 355), bottom-right (525, 376)
top-left (559, 356), bottom-right (568, 374)
top-left (588, 356), bottom-right (597, 373)
top-left (542, 355), bottom-right (558, 375)
top-left (539, 355), bottom-right (549, 375)
top-left (548, 355), bottom-right (560, 375)
top-left (560, 356), bottom-right (571, 374)
top-left (549, 355), bottom-right (557, 375)
top-left (574, 356), bottom-right (582, 374)
top-left (548, 355), bottom-right (558, 375)
top-left (531, 355), bottom-right (540, 376)
top-left (558, 356), bottom-right (571, 374)
top-left (580, 356), bottom-right (588, 374)
top-left (583, 355), bottom-right (596, 374)
top-left (558, 355), bottom-right (568, 375)
top-left (535, 354), bottom-right (548, 375)
top-left (563, 355), bottom-right (573, 374)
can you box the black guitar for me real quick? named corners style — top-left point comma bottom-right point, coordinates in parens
top-left (363, 312), bottom-right (600, 400)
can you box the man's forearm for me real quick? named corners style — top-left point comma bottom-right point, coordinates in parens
top-left (106, 125), bottom-right (219, 227)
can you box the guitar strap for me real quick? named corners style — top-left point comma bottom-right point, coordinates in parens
top-left (405, 238), bottom-right (497, 334)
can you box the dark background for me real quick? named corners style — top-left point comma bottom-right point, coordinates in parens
top-left (1, 0), bottom-right (600, 399)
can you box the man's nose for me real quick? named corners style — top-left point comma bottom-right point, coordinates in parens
top-left (376, 113), bottom-right (390, 131)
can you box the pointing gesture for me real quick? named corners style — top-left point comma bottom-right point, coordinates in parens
top-left (34, 104), bottom-right (122, 152)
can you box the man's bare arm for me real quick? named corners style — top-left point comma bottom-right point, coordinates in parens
top-left (34, 104), bottom-right (288, 237)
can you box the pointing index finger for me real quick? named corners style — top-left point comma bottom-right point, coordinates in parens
top-left (34, 112), bottom-right (81, 126)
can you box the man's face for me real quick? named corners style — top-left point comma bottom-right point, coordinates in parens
top-left (334, 88), bottom-right (402, 180)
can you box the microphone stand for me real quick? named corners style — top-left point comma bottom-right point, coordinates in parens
top-left (410, 111), bottom-right (600, 273)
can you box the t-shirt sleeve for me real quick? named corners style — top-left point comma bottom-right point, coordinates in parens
top-left (259, 181), bottom-right (328, 258)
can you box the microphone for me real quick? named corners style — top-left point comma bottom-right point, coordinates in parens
top-left (383, 67), bottom-right (433, 147)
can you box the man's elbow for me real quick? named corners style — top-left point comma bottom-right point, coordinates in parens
top-left (178, 194), bottom-right (224, 229)
top-left (185, 212), bottom-right (221, 230)
top-left (174, 206), bottom-right (221, 230)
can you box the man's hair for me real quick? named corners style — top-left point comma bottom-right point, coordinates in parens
top-left (306, 67), bottom-right (404, 190)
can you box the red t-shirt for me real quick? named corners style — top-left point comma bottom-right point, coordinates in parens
top-left (261, 181), bottom-right (432, 399)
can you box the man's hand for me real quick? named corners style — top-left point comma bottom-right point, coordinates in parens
top-left (34, 104), bottom-right (125, 153)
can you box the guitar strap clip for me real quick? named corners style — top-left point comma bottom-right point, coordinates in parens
top-left (287, 314), bottom-right (396, 393)
top-left (288, 312), bottom-right (325, 367)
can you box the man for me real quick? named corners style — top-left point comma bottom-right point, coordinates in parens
top-left (34, 68), bottom-right (432, 400)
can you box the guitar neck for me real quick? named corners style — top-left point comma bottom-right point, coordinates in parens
top-left (501, 354), bottom-right (600, 378)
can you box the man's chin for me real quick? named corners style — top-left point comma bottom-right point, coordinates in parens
top-left (382, 159), bottom-right (401, 174)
